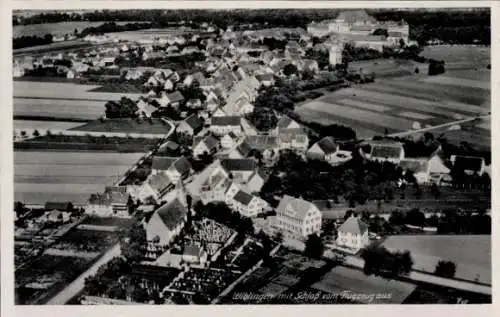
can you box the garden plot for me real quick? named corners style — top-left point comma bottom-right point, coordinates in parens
top-left (382, 235), bottom-right (491, 284)
top-left (14, 98), bottom-right (106, 120)
top-left (14, 21), bottom-right (142, 37)
top-left (14, 120), bottom-right (84, 131)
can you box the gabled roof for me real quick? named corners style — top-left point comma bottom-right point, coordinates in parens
top-left (338, 216), bottom-right (368, 235)
top-left (245, 135), bottom-right (278, 150)
top-left (155, 198), bottom-right (187, 231)
top-left (315, 137), bottom-right (338, 154)
top-left (195, 135), bottom-right (219, 151)
top-left (156, 141), bottom-right (180, 155)
top-left (276, 195), bottom-right (317, 221)
top-left (105, 186), bottom-right (128, 205)
top-left (182, 114), bottom-right (203, 131)
top-left (237, 140), bottom-right (252, 157)
top-left (171, 156), bottom-right (192, 175)
top-left (152, 156), bottom-right (178, 170)
top-left (369, 141), bottom-right (403, 159)
top-left (233, 190), bottom-right (254, 206)
top-left (211, 116), bottom-right (241, 126)
top-left (221, 158), bottom-right (257, 171)
top-left (148, 173), bottom-right (173, 193)
top-left (277, 115), bottom-right (298, 129)
top-left (166, 91), bottom-right (185, 103)
top-left (88, 193), bottom-right (110, 205)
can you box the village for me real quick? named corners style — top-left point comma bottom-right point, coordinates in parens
top-left (13, 9), bottom-right (491, 305)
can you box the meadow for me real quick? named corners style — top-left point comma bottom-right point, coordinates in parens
top-left (382, 235), bottom-right (491, 285)
top-left (296, 67), bottom-right (490, 141)
top-left (421, 45), bottom-right (490, 68)
top-left (14, 151), bottom-right (142, 205)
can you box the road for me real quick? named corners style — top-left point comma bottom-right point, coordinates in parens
top-left (386, 115), bottom-right (490, 138)
top-left (46, 243), bottom-right (121, 305)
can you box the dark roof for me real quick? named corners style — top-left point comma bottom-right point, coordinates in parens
top-left (183, 114), bottom-right (203, 131)
top-left (88, 193), bottom-right (110, 205)
top-left (245, 135), bottom-right (278, 150)
top-left (195, 135), bottom-right (219, 150)
top-left (316, 137), bottom-right (338, 154)
top-left (152, 156), bottom-right (177, 170)
top-left (233, 190), bottom-right (254, 206)
top-left (221, 158), bottom-right (257, 171)
top-left (452, 155), bottom-right (484, 173)
top-left (45, 202), bottom-right (71, 210)
top-left (277, 115), bottom-right (297, 129)
top-left (157, 141), bottom-right (180, 154)
top-left (211, 116), bottom-right (241, 126)
top-left (171, 156), bottom-right (192, 175)
top-left (167, 91), bottom-right (185, 103)
top-left (237, 140), bottom-right (252, 157)
top-left (155, 198), bottom-right (187, 230)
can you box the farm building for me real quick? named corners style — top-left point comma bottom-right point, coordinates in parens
top-left (362, 141), bottom-right (405, 164)
top-left (210, 116), bottom-right (243, 136)
top-left (177, 114), bottom-right (203, 136)
top-left (193, 135), bottom-right (219, 158)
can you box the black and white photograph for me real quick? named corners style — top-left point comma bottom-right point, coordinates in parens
top-left (10, 5), bottom-right (492, 306)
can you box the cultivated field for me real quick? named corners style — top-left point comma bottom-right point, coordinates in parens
top-left (14, 21), bottom-right (143, 37)
top-left (14, 81), bottom-right (144, 120)
top-left (14, 151), bottom-right (142, 204)
top-left (14, 120), bottom-right (84, 131)
top-left (382, 235), bottom-right (491, 284)
top-left (112, 27), bottom-right (193, 42)
top-left (296, 67), bottom-right (490, 141)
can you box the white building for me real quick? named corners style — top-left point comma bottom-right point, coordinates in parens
top-left (336, 215), bottom-right (369, 251)
top-left (275, 195), bottom-right (322, 240)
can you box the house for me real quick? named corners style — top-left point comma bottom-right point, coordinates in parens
top-left (363, 141), bottom-right (405, 164)
top-left (136, 100), bottom-right (157, 118)
top-left (145, 173), bottom-right (174, 201)
top-left (186, 99), bottom-right (202, 109)
top-left (86, 193), bottom-right (113, 217)
top-left (151, 156), bottom-right (178, 175)
top-left (181, 46), bottom-right (200, 55)
top-left (125, 69), bottom-right (144, 80)
top-left (146, 198), bottom-right (187, 246)
top-left (221, 132), bottom-right (240, 149)
top-left (177, 114), bottom-right (203, 136)
top-left (182, 244), bottom-right (208, 266)
top-left (210, 116), bottom-right (242, 136)
top-left (450, 155), bottom-right (486, 176)
top-left (164, 79), bottom-right (174, 91)
top-left (278, 129), bottom-right (309, 152)
top-left (144, 76), bottom-right (161, 87)
top-left (243, 170), bottom-right (267, 193)
top-left (228, 140), bottom-right (252, 158)
top-left (312, 200), bottom-right (348, 222)
top-left (275, 195), bottom-right (322, 240)
top-left (255, 73), bottom-right (275, 87)
top-left (164, 91), bottom-right (185, 108)
top-left (151, 156), bottom-right (191, 183)
top-left (221, 158), bottom-right (257, 183)
top-left (105, 186), bottom-right (130, 216)
top-left (307, 137), bottom-right (339, 161)
top-left (183, 71), bottom-right (206, 87)
top-left (229, 190), bottom-right (268, 217)
top-left (336, 215), bottom-right (369, 251)
top-left (99, 56), bottom-right (116, 68)
top-left (240, 118), bottom-right (260, 136)
top-left (212, 107), bottom-right (227, 117)
top-left (156, 141), bottom-right (180, 157)
top-left (275, 115), bottom-right (301, 134)
top-left (244, 135), bottom-right (279, 152)
top-left (193, 135), bottom-right (219, 158)
top-left (166, 45), bottom-right (179, 54)
top-left (142, 51), bottom-right (165, 61)
top-left (399, 158), bottom-right (431, 184)
top-left (46, 210), bottom-right (71, 223)
top-left (427, 154), bottom-right (451, 184)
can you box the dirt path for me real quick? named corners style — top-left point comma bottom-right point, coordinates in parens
top-left (46, 243), bottom-right (121, 305)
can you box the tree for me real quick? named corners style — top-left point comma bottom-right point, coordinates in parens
top-left (405, 208), bottom-right (425, 227)
top-left (127, 195), bottom-right (135, 215)
top-left (430, 182), bottom-right (441, 199)
top-left (66, 202), bottom-right (74, 213)
top-left (434, 260), bottom-right (456, 278)
top-left (283, 63), bottom-right (298, 76)
top-left (414, 67), bottom-right (420, 74)
top-left (14, 201), bottom-right (26, 217)
top-left (33, 129), bottom-right (40, 137)
top-left (121, 223), bottom-right (147, 263)
top-left (274, 231), bottom-right (283, 243)
top-left (304, 234), bottom-right (324, 259)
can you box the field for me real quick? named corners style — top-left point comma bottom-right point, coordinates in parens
top-left (71, 118), bottom-right (174, 134)
top-left (296, 67), bottom-right (490, 144)
top-left (382, 235), bottom-right (491, 284)
top-left (14, 151), bottom-right (142, 204)
top-left (14, 120), bottom-right (84, 131)
top-left (421, 45), bottom-right (490, 68)
top-left (13, 39), bottom-right (94, 56)
top-left (112, 27), bottom-right (193, 41)
top-left (14, 81), bottom-right (145, 120)
top-left (14, 21), bottom-right (143, 37)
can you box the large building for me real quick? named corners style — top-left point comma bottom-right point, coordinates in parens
top-left (275, 195), bottom-right (322, 240)
top-left (336, 215), bottom-right (369, 251)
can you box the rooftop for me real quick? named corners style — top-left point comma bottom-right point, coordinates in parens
top-left (338, 216), bottom-right (368, 235)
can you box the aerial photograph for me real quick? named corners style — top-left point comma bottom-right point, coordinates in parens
top-left (12, 8), bottom-right (491, 305)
